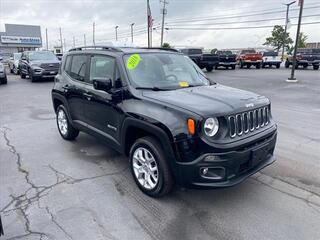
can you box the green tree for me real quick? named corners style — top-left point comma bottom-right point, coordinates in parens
top-left (297, 32), bottom-right (308, 48)
top-left (263, 25), bottom-right (293, 52)
top-left (162, 42), bottom-right (171, 48)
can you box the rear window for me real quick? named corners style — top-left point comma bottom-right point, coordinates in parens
top-left (188, 49), bottom-right (203, 55)
top-left (263, 51), bottom-right (278, 57)
top-left (241, 50), bottom-right (256, 54)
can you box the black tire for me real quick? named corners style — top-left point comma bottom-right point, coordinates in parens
top-left (29, 72), bottom-right (39, 82)
top-left (13, 66), bottom-right (19, 75)
top-left (20, 70), bottom-right (26, 79)
top-left (295, 64), bottom-right (299, 69)
top-left (215, 65), bottom-right (218, 70)
top-left (276, 63), bottom-right (280, 69)
top-left (256, 63), bottom-right (261, 69)
top-left (231, 65), bottom-right (235, 70)
top-left (0, 76), bottom-right (7, 85)
top-left (56, 105), bottom-right (79, 140)
top-left (129, 136), bottom-right (174, 197)
top-left (206, 66), bottom-right (213, 72)
top-left (240, 60), bottom-right (244, 69)
top-left (10, 67), bottom-right (13, 73)
top-left (246, 64), bottom-right (251, 69)
top-left (303, 64), bottom-right (308, 69)
top-left (262, 63), bottom-right (265, 68)
top-left (313, 65), bottom-right (319, 70)
top-left (285, 60), bottom-right (290, 68)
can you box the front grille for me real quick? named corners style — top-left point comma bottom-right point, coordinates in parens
top-left (40, 63), bottom-right (60, 71)
top-left (228, 106), bottom-right (270, 138)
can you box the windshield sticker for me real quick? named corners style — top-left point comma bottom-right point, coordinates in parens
top-left (179, 81), bottom-right (189, 87)
top-left (127, 54), bottom-right (141, 70)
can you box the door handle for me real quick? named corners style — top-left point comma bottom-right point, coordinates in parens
top-left (83, 93), bottom-right (93, 100)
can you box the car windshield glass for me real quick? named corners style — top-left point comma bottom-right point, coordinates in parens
top-left (14, 53), bottom-right (22, 60)
top-left (29, 51), bottom-right (57, 61)
top-left (124, 53), bottom-right (210, 90)
top-left (264, 51), bottom-right (277, 56)
top-left (242, 50), bottom-right (256, 54)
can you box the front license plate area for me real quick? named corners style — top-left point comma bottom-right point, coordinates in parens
top-left (251, 146), bottom-right (269, 167)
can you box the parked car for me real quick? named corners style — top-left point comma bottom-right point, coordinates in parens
top-left (19, 50), bottom-right (60, 82)
top-left (262, 51), bottom-right (282, 68)
top-left (8, 52), bottom-right (22, 74)
top-left (237, 49), bottom-right (263, 69)
top-left (52, 46), bottom-right (277, 197)
top-left (285, 48), bottom-right (320, 70)
top-left (216, 50), bottom-right (237, 69)
top-left (180, 48), bottom-right (219, 72)
top-left (0, 62), bottom-right (7, 85)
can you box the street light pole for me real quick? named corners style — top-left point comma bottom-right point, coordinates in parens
top-left (130, 23), bottom-right (135, 43)
top-left (115, 26), bottom-right (119, 41)
top-left (281, 1), bottom-right (296, 60)
top-left (288, 0), bottom-right (304, 82)
top-left (160, 0), bottom-right (168, 47)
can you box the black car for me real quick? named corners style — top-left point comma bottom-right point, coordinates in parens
top-left (285, 48), bottom-right (320, 70)
top-left (216, 50), bottom-right (237, 70)
top-left (52, 46), bottom-right (277, 197)
top-left (180, 48), bottom-right (219, 72)
top-left (19, 51), bottom-right (60, 82)
top-left (0, 62), bottom-right (7, 85)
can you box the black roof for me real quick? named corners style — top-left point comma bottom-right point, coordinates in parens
top-left (68, 46), bottom-right (179, 54)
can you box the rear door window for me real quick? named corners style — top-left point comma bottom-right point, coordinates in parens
top-left (89, 55), bottom-right (115, 83)
top-left (69, 55), bottom-right (88, 81)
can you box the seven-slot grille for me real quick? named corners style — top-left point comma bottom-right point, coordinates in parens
top-left (40, 63), bottom-right (60, 71)
top-left (227, 106), bottom-right (270, 138)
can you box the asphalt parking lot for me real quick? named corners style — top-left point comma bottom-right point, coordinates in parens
top-left (1, 67), bottom-right (320, 240)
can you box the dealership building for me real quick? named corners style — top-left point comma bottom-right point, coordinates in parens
top-left (0, 24), bottom-right (42, 55)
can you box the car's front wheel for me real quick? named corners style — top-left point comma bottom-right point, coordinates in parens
top-left (129, 136), bottom-right (173, 197)
top-left (206, 66), bottom-right (213, 72)
top-left (56, 105), bottom-right (79, 140)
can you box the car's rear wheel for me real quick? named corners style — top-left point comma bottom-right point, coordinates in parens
top-left (56, 105), bottom-right (79, 140)
top-left (256, 63), bottom-right (261, 69)
top-left (313, 65), bottom-right (319, 70)
top-left (246, 64), bottom-right (251, 69)
top-left (129, 136), bottom-right (173, 197)
top-left (276, 63), bottom-right (281, 69)
top-left (206, 66), bottom-right (213, 72)
top-left (231, 65), bottom-right (235, 70)
top-left (20, 70), bottom-right (26, 79)
top-left (285, 60), bottom-right (290, 68)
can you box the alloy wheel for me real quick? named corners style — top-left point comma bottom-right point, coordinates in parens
top-left (57, 109), bottom-right (68, 135)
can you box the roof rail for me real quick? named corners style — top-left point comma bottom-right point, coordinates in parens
top-left (68, 45), bottom-right (123, 52)
top-left (137, 47), bottom-right (179, 52)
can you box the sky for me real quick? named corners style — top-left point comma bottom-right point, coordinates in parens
top-left (0, 0), bottom-right (319, 50)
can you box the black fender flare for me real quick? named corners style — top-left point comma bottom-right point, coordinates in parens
top-left (51, 92), bottom-right (73, 123)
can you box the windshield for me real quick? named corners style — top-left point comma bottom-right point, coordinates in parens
top-left (242, 50), bottom-right (256, 54)
top-left (14, 53), bottom-right (22, 60)
top-left (29, 51), bottom-right (57, 61)
top-left (217, 51), bottom-right (232, 55)
top-left (263, 51), bottom-right (278, 56)
top-left (124, 53), bottom-right (210, 90)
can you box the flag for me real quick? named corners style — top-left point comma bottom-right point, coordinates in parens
top-left (147, 0), bottom-right (153, 29)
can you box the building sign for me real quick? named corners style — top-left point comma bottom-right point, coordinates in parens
top-left (1, 35), bottom-right (41, 45)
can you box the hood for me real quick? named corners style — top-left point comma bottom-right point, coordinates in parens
top-left (30, 60), bottom-right (60, 65)
top-left (142, 84), bottom-right (269, 117)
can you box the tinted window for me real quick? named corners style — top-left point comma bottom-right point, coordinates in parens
top-left (217, 51), bottom-right (232, 55)
top-left (263, 51), bottom-right (278, 57)
top-left (89, 55), bottom-right (115, 83)
top-left (64, 56), bottom-right (72, 74)
top-left (70, 55), bottom-right (87, 81)
top-left (188, 49), bottom-right (202, 55)
top-left (241, 49), bottom-right (256, 54)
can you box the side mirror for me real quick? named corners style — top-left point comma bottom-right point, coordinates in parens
top-left (93, 78), bottom-right (112, 92)
top-left (21, 56), bottom-right (26, 60)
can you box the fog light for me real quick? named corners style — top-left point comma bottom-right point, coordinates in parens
top-left (200, 167), bottom-right (225, 180)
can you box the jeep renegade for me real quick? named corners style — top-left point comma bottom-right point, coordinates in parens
top-left (51, 46), bottom-right (277, 197)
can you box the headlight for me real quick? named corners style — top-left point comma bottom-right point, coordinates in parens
top-left (204, 118), bottom-right (219, 137)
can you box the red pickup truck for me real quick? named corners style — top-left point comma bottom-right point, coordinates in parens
top-left (237, 49), bottom-right (263, 69)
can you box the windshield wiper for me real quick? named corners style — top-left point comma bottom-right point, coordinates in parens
top-left (135, 87), bottom-right (170, 91)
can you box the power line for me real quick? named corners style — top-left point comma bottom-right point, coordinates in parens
top-left (165, 21), bottom-right (320, 30)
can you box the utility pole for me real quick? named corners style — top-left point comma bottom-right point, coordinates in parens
top-left (45, 28), bottom-right (48, 50)
top-left (115, 26), bottom-right (119, 41)
top-left (73, 36), bottom-right (75, 48)
top-left (160, 0), bottom-right (168, 47)
top-left (130, 23), bottom-right (135, 43)
top-left (281, 1), bottom-right (296, 60)
top-left (288, 0), bottom-right (304, 82)
top-left (59, 27), bottom-right (63, 54)
top-left (93, 22), bottom-right (95, 46)
top-left (63, 38), bottom-right (66, 52)
top-left (84, 34), bottom-right (86, 46)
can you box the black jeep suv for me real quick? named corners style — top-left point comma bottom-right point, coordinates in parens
top-left (51, 46), bottom-right (277, 197)
top-left (19, 50), bottom-right (60, 82)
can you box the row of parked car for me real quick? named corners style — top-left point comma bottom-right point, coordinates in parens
top-left (180, 48), bottom-right (320, 71)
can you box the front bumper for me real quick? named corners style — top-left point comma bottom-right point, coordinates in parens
top-left (219, 62), bottom-right (236, 66)
top-left (176, 131), bottom-right (277, 188)
top-left (263, 61), bottom-right (281, 65)
top-left (243, 60), bottom-right (262, 64)
top-left (32, 68), bottom-right (58, 78)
